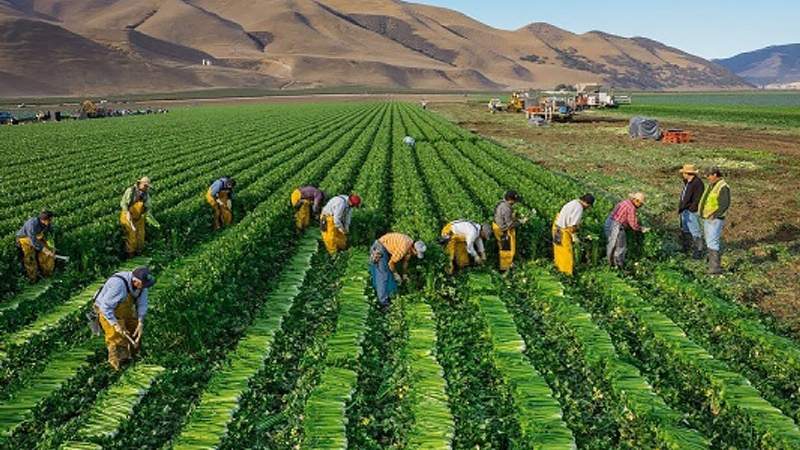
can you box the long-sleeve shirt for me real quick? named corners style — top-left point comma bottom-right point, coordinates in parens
top-left (94, 271), bottom-right (149, 326)
top-left (449, 221), bottom-right (485, 258)
top-left (15, 217), bottom-right (50, 251)
top-left (608, 199), bottom-right (642, 231)
top-left (494, 201), bottom-right (518, 232)
top-left (321, 195), bottom-right (352, 232)
top-left (120, 185), bottom-right (152, 213)
top-left (378, 233), bottom-right (414, 271)
top-left (210, 178), bottom-right (234, 199)
top-left (679, 177), bottom-right (704, 213)
top-left (299, 186), bottom-right (325, 214)
top-left (555, 200), bottom-right (585, 230)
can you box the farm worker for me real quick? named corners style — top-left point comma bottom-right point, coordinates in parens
top-left (206, 177), bottom-right (236, 230)
top-left (15, 210), bottom-right (56, 283)
top-left (439, 220), bottom-right (491, 274)
top-left (403, 136), bottom-right (416, 148)
top-left (94, 267), bottom-right (155, 370)
top-left (604, 192), bottom-right (650, 269)
top-left (369, 232), bottom-right (426, 307)
top-left (699, 167), bottom-right (731, 275)
top-left (120, 177), bottom-right (155, 257)
top-left (291, 186), bottom-right (325, 231)
top-left (320, 194), bottom-right (362, 255)
top-left (678, 164), bottom-right (705, 259)
top-left (552, 194), bottom-right (595, 276)
top-left (493, 191), bottom-right (524, 271)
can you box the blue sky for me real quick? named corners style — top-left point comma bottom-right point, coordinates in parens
top-left (414, 0), bottom-right (797, 59)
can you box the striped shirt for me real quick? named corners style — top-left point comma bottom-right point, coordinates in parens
top-left (378, 233), bottom-right (414, 271)
top-left (608, 199), bottom-right (641, 231)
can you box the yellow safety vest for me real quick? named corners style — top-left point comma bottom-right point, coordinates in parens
top-left (699, 179), bottom-right (729, 219)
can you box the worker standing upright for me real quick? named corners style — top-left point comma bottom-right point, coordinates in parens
top-left (15, 210), bottom-right (56, 283)
top-left (93, 267), bottom-right (155, 370)
top-left (120, 177), bottom-right (154, 257)
top-left (291, 186), bottom-right (325, 231)
top-left (699, 167), bottom-right (731, 275)
top-left (439, 220), bottom-right (491, 274)
top-left (369, 232), bottom-right (426, 308)
top-left (206, 177), bottom-right (236, 230)
top-left (678, 164), bottom-right (705, 259)
top-left (320, 194), bottom-right (362, 255)
top-left (605, 192), bottom-right (649, 269)
top-left (553, 194), bottom-right (595, 276)
top-left (493, 191), bottom-right (523, 272)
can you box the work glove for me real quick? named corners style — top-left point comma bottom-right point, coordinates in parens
top-left (127, 212), bottom-right (136, 232)
top-left (113, 323), bottom-right (125, 334)
top-left (641, 227), bottom-right (651, 234)
top-left (572, 235), bottom-right (581, 244)
top-left (226, 200), bottom-right (232, 209)
top-left (133, 321), bottom-right (144, 344)
top-left (393, 272), bottom-right (403, 284)
top-left (476, 255), bottom-right (485, 265)
top-left (337, 227), bottom-right (347, 235)
top-left (402, 274), bottom-right (410, 283)
top-left (42, 248), bottom-right (55, 257)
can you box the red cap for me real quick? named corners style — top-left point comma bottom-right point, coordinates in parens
top-left (348, 194), bottom-right (362, 208)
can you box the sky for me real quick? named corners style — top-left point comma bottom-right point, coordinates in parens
top-left (414, 0), bottom-right (798, 59)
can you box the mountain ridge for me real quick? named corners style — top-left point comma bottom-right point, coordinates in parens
top-left (715, 43), bottom-right (800, 87)
top-left (0, 0), bottom-right (750, 96)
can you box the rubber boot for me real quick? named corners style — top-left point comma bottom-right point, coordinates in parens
top-left (692, 238), bottom-right (705, 260)
top-left (708, 250), bottom-right (723, 275)
top-left (681, 232), bottom-right (693, 253)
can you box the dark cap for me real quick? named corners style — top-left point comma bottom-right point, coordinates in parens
top-left (580, 194), bottom-right (596, 206)
top-left (39, 209), bottom-right (54, 221)
top-left (504, 190), bottom-right (520, 202)
top-left (132, 267), bottom-right (156, 289)
top-left (708, 166), bottom-right (724, 177)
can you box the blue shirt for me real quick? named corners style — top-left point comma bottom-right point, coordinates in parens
top-left (94, 272), bottom-right (149, 325)
top-left (15, 217), bottom-right (50, 251)
top-left (210, 178), bottom-right (234, 199)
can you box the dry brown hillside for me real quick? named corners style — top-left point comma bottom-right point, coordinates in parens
top-left (0, 0), bottom-right (749, 96)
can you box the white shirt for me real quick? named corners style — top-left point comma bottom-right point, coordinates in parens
top-left (556, 200), bottom-right (584, 229)
top-left (449, 220), bottom-right (485, 258)
top-left (321, 195), bottom-right (352, 232)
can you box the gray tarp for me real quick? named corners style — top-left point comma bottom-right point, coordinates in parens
top-left (629, 116), bottom-right (662, 140)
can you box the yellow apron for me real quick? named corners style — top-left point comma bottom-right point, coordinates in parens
top-left (206, 188), bottom-right (233, 230)
top-left (295, 200), bottom-right (312, 231)
top-left (97, 294), bottom-right (139, 370)
top-left (492, 223), bottom-right (516, 271)
top-left (16, 232), bottom-right (55, 282)
top-left (441, 223), bottom-right (471, 274)
top-left (120, 200), bottom-right (146, 257)
top-left (321, 214), bottom-right (347, 255)
top-left (552, 215), bottom-right (575, 276)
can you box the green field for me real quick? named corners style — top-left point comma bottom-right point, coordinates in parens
top-left (2, 102), bottom-right (800, 449)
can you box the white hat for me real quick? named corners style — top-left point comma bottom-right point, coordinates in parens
top-left (414, 241), bottom-right (427, 259)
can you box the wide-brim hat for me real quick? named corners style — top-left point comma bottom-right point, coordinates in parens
top-left (679, 164), bottom-right (699, 174)
top-left (629, 192), bottom-right (646, 204)
top-left (138, 176), bottom-right (152, 188)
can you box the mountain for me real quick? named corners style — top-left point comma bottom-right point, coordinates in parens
top-left (715, 44), bottom-right (800, 87)
top-left (0, 0), bottom-right (750, 97)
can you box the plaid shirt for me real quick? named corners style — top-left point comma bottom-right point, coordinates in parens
top-left (378, 233), bottom-right (414, 271)
top-left (609, 199), bottom-right (641, 231)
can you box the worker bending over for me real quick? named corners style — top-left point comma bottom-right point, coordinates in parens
top-left (94, 267), bottom-right (155, 370)
top-left (439, 220), bottom-right (491, 274)
top-left (369, 232), bottom-right (426, 307)
top-left (699, 167), bottom-right (731, 275)
top-left (291, 186), bottom-right (325, 231)
top-left (493, 191), bottom-right (523, 271)
top-left (678, 164), bottom-right (705, 259)
top-left (403, 136), bottom-right (416, 148)
top-left (120, 177), bottom-right (156, 257)
top-left (553, 194), bottom-right (595, 276)
top-left (605, 192), bottom-right (649, 269)
top-left (15, 210), bottom-right (56, 283)
top-left (320, 194), bottom-right (362, 255)
top-left (206, 177), bottom-right (236, 230)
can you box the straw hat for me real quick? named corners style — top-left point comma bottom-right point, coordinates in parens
top-left (137, 176), bottom-right (152, 187)
top-left (679, 164), bottom-right (699, 174)
top-left (629, 192), bottom-right (646, 204)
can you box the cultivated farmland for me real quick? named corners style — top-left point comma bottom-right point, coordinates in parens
top-left (2, 101), bottom-right (800, 449)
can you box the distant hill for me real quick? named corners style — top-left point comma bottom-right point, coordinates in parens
top-left (715, 44), bottom-right (800, 87)
top-left (0, 0), bottom-right (750, 96)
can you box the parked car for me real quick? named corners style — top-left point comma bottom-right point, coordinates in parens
top-left (0, 111), bottom-right (16, 124)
